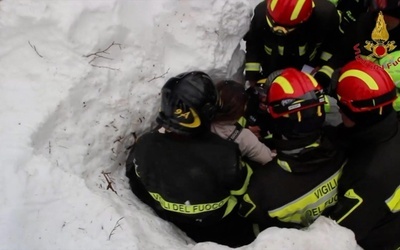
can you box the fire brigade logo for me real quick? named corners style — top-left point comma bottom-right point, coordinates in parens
top-left (364, 11), bottom-right (397, 58)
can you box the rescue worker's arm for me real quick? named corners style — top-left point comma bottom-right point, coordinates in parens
top-left (226, 157), bottom-right (253, 198)
top-left (125, 140), bottom-right (155, 207)
top-left (313, 0), bottom-right (344, 90)
top-left (327, 181), bottom-right (390, 242)
top-left (238, 169), bottom-right (271, 224)
top-left (336, 0), bottom-right (368, 33)
top-left (244, 2), bottom-right (266, 82)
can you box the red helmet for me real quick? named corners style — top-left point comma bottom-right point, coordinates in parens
top-left (267, 68), bottom-right (325, 118)
top-left (266, 0), bottom-right (314, 27)
top-left (337, 60), bottom-right (397, 113)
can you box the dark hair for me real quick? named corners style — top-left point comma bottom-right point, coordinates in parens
top-left (213, 80), bottom-right (248, 122)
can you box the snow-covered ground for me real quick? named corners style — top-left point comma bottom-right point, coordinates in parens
top-left (0, 1), bottom-right (360, 249)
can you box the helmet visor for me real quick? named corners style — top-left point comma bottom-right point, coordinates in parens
top-left (268, 89), bottom-right (325, 117)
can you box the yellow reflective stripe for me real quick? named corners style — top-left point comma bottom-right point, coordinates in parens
top-left (324, 96), bottom-right (331, 113)
top-left (223, 196), bottom-right (238, 218)
top-left (237, 116), bottom-right (247, 127)
top-left (297, 111), bottom-right (302, 122)
top-left (393, 95), bottom-right (400, 111)
top-left (305, 141), bottom-right (320, 148)
top-left (268, 166), bottom-right (343, 225)
top-left (278, 46), bottom-right (284, 55)
top-left (386, 185), bottom-right (400, 213)
top-left (266, 15), bottom-right (273, 28)
top-left (329, 0), bottom-right (339, 6)
top-left (270, 0), bottom-right (278, 11)
top-left (338, 11), bottom-right (344, 34)
top-left (291, 0), bottom-right (306, 21)
top-left (245, 62), bottom-right (261, 72)
top-left (336, 189), bottom-right (363, 223)
top-left (304, 73), bottom-right (319, 87)
top-left (274, 76), bottom-right (294, 94)
top-left (309, 47), bottom-right (317, 61)
top-left (277, 159), bottom-right (292, 172)
top-left (264, 133), bottom-right (273, 139)
top-left (257, 78), bottom-right (268, 84)
top-left (299, 45), bottom-right (306, 56)
top-left (242, 194), bottom-right (257, 217)
top-left (231, 161), bottom-right (253, 196)
top-left (317, 105), bottom-right (323, 116)
top-left (320, 52), bottom-right (333, 62)
top-left (149, 192), bottom-right (231, 214)
top-left (319, 65), bottom-right (334, 78)
top-left (264, 45), bottom-right (272, 55)
top-left (339, 69), bottom-right (379, 90)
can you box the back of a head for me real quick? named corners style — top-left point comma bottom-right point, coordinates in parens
top-left (266, 0), bottom-right (314, 27)
top-left (266, 68), bottom-right (326, 138)
top-left (213, 80), bottom-right (248, 122)
top-left (336, 59), bottom-right (397, 126)
top-left (156, 71), bottom-right (219, 136)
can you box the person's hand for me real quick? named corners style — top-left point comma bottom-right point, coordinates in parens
top-left (248, 125), bottom-right (261, 138)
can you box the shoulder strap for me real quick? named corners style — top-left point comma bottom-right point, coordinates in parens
top-left (227, 122), bottom-right (244, 142)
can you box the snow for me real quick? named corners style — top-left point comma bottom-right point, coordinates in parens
top-left (0, 0), bottom-right (360, 249)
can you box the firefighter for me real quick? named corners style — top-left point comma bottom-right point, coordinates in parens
top-left (238, 68), bottom-right (347, 231)
top-left (325, 60), bottom-right (400, 250)
top-left (244, 0), bottom-right (343, 90)
top-left (125, 71), bottom-right (255, 247)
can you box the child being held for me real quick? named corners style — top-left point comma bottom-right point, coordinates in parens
top-left (211, 80), bottom-right (276, 165)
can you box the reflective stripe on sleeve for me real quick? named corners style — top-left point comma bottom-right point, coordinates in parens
top-left (336, 189), bottom-right (363, 223)
top-left (264, 45), bottom-right (272, 55)
top-left (324, 96), bottom-right (331, 113)
top-left (231, 161), bottom-right (253, 196)
top-left (320, 51), bottom-right (333, 62)
top-left (386, 185), bottom-right (400, 213)
top-left (318, 65), bottom-right (334, 78)
top-left (245, 62), bottom-right (261, 72)
top-left (242, 194), bottom-right (257, 217)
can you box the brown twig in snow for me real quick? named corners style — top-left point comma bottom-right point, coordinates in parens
top-left (84, 41), bottom-right (122, 70)
top-left (101, 171), bottom-right (118, 195)
top-left (148, 68), bottom-right (170, 82)
top-left (90, 64), bottom-right (120, 71)
top-left (84, 41), bottom-right (122, 58)
top-left (28, 41), bottom-right (43, 58)
top-left (108, 217), bottom-right (124, 240)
